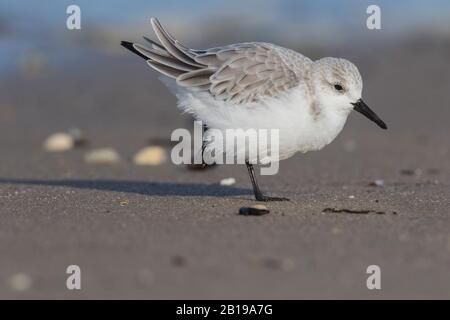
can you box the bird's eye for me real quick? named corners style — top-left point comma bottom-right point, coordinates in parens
top-left (334, 84), bottom-right (344, 91)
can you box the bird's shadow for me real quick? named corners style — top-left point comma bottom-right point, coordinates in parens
top-left (0, 178), bottom-right (252, 198)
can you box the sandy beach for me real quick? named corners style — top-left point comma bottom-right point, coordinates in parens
top-left (1, 11), bottom-right (450, 298)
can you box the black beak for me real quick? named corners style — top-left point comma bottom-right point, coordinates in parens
top-left (352, 99), bottom-right (387, 129)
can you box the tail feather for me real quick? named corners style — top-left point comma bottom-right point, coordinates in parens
top-left (147, 60), bottom-right (185, 78)
top-left (120, 41), bottom-right (148, 60)
top-left (121, 18), bottom-right (210, 85)
top-left (150, 18), bottom-right (203, 68)
top-left (133, 43), bottom-right (196, 72)
top-left (142, 36), bottom-right (166, 51)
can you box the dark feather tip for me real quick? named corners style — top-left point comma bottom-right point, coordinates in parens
top-left (120, 41), bottom-right (148, 60)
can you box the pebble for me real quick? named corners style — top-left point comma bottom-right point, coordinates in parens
top-left (262, 257), bottom-right (295, 271)
top-left (171, 255), bottom-right (187, 267)
top-left (84, 148), bottom-right (120, 164)
top-left (220, 177), bottom-right (236, 186)
top-left (133, 146), bottom-right (167, 166)
top-left (68, 128), bottom-right (87, 147)
top-left (239, 204), bottom-right (270, 216)
top-left (8, 273), bottom-right (32, 292)
top-left (400, 169), bottom-right (422, 176)
top-left (43, 132), bottom-right (74, 152)
top-left (369, 179), bottom-right (384, 187)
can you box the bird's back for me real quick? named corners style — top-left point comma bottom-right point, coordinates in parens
top-left (121, 18), bottom-right (313, 107)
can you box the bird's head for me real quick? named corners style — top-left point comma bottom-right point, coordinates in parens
top-left (311, 57), bottom-right (387, 129)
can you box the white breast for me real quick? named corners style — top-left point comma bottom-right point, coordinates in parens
top-left (176, 85), bottom-right (348, 163)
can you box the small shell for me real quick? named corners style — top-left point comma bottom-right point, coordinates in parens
top-left (43, 133), bottom-right (74, 152)
top-left (219, 177), bottom-right (236, 186)
top-left (133, 146), bottom-right (167, 166)
top-left (84, 148), bottom-right (120, 164)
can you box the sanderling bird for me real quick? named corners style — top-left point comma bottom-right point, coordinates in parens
top-left (121, 18), bottom-right (387, 202)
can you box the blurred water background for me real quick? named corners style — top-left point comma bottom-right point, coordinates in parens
top-left (1, 0), bottom-right (449, 72)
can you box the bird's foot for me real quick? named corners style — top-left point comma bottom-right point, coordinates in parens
top-left (255, 194), bottom-right (290, 202)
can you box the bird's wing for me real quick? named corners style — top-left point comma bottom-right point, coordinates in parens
top-left (121, 18), bottom-right (313, 104)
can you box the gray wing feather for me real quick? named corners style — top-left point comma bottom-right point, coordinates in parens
top-left (126, 18), bottom-right (312, 104)
top-left (146, 60), bottom-right (184, 78)
top-left (177, 69), bottom-right (215, 87)
top-left (198, 43), bottom-right (311, 103)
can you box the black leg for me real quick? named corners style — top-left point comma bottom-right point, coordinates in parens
top-left (245, 161), bottom-right (289, 202)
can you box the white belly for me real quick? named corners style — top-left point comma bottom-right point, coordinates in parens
top-left (177, 87), bottom-right (348, 163)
